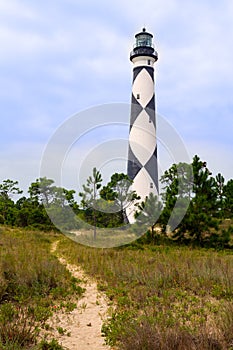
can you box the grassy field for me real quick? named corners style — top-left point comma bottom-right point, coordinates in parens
top-left (57, 236), bottom-right (233, 350)
top-left (0, 226), bottom-right (233, 349)
top-left (0, 226), bottom-right (84, 350)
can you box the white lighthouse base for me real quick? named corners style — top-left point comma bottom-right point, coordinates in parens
top-left (126, 167), bottom-right (157, 223)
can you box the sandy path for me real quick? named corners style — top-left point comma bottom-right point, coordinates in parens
top-left (45, 241), bottom-right (112, 350)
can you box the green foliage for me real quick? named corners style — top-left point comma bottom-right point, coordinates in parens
top-left (38, 338), bottom-right (65, 350)
top-left (28, 177), bottom-right (79, 231)
top-left (28, 177), bottom-right (55, 206)
top-left (160, 161), bottom-right (193, 235)
top-left (0, 154), bottom-right (232, 246)
top-left (100, 172), bottom-right (140, 224)
top-left (215, 173), bottom-right (225, 218)
top-left (134, 193), bottom-right (163, 238)
top-left (0, 180), bottom-right (22, 225)
top-left (160, 155), bottom-right (232, 247)
top-left (15, 198), bottom-right (52, 230)
top-left (0, 303), bottom-right (39, 347)
top-left (101, 310), bottom-right (134, 347)
top-left (79, 167), bottom-right (103, 209)
top-left (79, 167), bottom-right (103, 238)
top-left (0, 177), bottom-right (79, 232)
top-left (223, 179), bottom-right (233, 218)
top-left (0, 179), bottom-right (23, 199)
top-left (78, 171), bottom-right (141, 232)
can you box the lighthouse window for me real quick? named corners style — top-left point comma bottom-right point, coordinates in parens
top-left (148, 59), bottom-right (151, 65)
top-left (136, 93), bottom-right (140, 99)
top-left (150, 183), bottom-right (153, 188)
top-left (136, 35), bottom-right (152, 47)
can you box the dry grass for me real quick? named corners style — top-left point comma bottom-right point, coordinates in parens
top-left (66, 228), bottom-right (139, 248)
top-left (0, 226), bottom-right (83, 349)
top-left (57, 237), bottom-right (233, 349)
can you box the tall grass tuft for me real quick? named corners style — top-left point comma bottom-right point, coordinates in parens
top-left (0, 303), bottom-right (39, 347)
top-left (116, 320), bottom-right (223, 350)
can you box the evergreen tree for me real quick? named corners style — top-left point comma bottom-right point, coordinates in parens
top-left (223, 179), bottom-right (233, 218)
top-left (215, 173), bottom-right (225, 218)
top-left (28, 177), bottom-right (56, 206)
top-left (0, 179), bottom-right (23, 224)
top-left (134, 193), bottom-right (163, 239)
top-left (160, 162), bottom-right (193, 233)
top-left (79, 168), bottom-right (102, 239)
top-left (161, 156), bottom-right (221, 245)
top-left (100, 173), bottom-right (139, 224)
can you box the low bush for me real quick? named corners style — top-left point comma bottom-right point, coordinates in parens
top-left (37, 338), bottom-right (65, 349)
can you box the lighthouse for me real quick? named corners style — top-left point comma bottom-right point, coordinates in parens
top-left (127, 28), bottom-right (158, 221)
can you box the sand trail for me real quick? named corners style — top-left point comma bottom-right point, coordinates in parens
top-left (44, 241), bottom-right (112, 350)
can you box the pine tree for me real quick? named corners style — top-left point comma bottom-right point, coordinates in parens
top-left (79, 168), bottom-right (102, 239)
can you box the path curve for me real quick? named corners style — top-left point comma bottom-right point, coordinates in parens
top-left (46, 241), bottom-right (112, 350)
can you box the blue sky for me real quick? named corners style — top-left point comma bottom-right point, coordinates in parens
top-left (1, 0), bottom-right (233, 195)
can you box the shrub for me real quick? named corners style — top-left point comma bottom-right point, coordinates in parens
top-left (0, 303), bottom-right (38, 347)
top-left (38, 338), bottom-right (65, 350)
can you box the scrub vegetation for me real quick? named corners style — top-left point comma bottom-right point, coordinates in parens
top-left (57, 237), bottom-right (233, 350)
top-left (0, 227), bottom-right (83, 349)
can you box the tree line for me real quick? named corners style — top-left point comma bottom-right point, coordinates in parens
top-left (0, 155), bottom-right (232, 247)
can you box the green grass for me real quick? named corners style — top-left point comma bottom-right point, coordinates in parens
top-left (0, 226), bottom-right (84, 349)
top-left (57, 236), bottom-right (233, 349)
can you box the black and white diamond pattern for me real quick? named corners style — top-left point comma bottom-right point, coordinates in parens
top-left (127, 66), bottom-right (158, 205)
top-left (132, 68), bottom-right (154, 108)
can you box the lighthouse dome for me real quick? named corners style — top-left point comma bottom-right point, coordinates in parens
top-left (130, 28), bottom-right (158, 61)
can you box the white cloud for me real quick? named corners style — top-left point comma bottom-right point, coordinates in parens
top-left (0, 0), bottom-right (232, 189)
top-left (0, 1), bottom-right (37, 20)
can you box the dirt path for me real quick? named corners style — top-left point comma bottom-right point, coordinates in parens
top-left (45, 241), bottom-right (112, 350)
